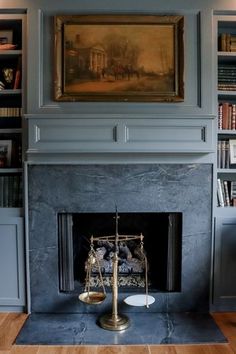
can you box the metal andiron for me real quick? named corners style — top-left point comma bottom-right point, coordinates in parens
top-left (78, 210), bottom-right (149, 331)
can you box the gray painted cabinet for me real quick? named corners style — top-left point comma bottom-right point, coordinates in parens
top-left (0, 216), bottom-right (25, 310)
top-left (213, 217), bottom-right (236, 311)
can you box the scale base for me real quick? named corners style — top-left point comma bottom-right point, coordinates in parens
top-left (99, 313), bottom-right (130, 331)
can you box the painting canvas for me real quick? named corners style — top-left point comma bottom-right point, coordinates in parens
top-left (54, 15), bottom-right (184, 102)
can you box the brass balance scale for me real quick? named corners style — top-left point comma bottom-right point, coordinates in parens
top-left (78, 210), bottom-right (150, 331)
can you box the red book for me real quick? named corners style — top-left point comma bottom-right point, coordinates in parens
top-left (222, 102), bottom-right (230, 129)
top-left (13, 56), bottom-right (21, 89)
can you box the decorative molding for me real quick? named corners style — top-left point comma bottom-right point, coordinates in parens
top-left (27, 117), bottom-right (213, 149)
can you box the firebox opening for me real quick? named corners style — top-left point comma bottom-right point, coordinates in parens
top-left (58, 212), bottom-right (182, 294)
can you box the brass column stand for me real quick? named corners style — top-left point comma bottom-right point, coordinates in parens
top-left (98, 211), bottom-right (130, 331)
top-left (79, 210), bottom-right (149, 331)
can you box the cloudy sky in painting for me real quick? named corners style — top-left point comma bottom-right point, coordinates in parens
top-left (65, 24), bottom-right (174, 73)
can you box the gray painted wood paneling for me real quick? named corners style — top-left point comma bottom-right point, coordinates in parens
top-left (0, 217), bottom-right (25, 306)
top-left (27, 116), bottom-right (214, 156)
top-left (212, 217), bottom-right (236, 311)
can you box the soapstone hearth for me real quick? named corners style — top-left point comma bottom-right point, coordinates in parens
top-left (15, 162), bottom-right (227, 346)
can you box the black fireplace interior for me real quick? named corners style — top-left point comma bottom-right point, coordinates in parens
top-left (58, 212), bottom-right (182, 293)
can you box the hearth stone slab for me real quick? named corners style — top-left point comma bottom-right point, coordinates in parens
top-left (15, 312), bottom-right (227, 345)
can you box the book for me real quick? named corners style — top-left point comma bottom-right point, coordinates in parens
top-left (13, 56), bottom-right (21, 90)
top-left (217, 178), bottom-right (225, 207)
top-left (222, 102), bottom-right (230, 129)
top-left (218, 103), bottom-right (223, 129)
top-left (232, 104), bottom-right (236, 129)
top-left (223, 180), bottom-right (231, 206)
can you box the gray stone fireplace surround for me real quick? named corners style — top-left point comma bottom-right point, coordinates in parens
top-left (28, 163), bottom-right (212, 314)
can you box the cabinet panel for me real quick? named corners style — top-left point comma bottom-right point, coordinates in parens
top-left (0, 216), bottom-right (25, 306)
top-left (213, 217), bottom-right (236, 309)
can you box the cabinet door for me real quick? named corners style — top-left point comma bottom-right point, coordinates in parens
top-left (0, 216), bottom-right (25, 306)
top-left (213, 217), bottom-right (236, 310)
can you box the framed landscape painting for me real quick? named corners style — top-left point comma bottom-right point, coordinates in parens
top-left (54, 15), bottom-right (184, 102)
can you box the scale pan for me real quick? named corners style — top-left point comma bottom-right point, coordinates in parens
top-left (79, 291), bottom-right (106, 305)
top-left (124, 294), bottom-right (155, 307)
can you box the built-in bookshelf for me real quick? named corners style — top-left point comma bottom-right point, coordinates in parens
top-left (217, 18), bottom-right (236, 209)
top-left (0, 12), bottom-right (26, 311)
top-left (0, 15), bottom-right (24, 209)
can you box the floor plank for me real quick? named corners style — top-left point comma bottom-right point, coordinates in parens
top-left (175, 344), bottom-right (234, 354)
top-left (0, 314), bottom-right (8, 327)
top-left (149, 345), bottom-right (177, 354)
top-left (212, 313), bottom-right (236, 340)
top-left (10, 346), bottom-right (39, 354)
top-left (36, 346), bottom-right (150, 354)
top-left (0, 313), bottom-right (28, 351)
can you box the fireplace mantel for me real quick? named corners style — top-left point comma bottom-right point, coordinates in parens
top-left (26, 114), bottom-right (214, 163)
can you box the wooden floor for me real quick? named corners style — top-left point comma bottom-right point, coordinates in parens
top-left (1, 313), bottom-right (236, 353)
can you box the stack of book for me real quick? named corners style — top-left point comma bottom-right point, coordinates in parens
top-left (218, 140), bottom-right (230, 169)
top-left (218, 64), bottom-right (236, 91)
top-left (217, 179), bottom-right (236, 207)
top-left (218, 102), bottom-right (236, 129)
top-left (0, 174), bottom-right (22, 207)
top-left (0, 107), bottom-right (22, 117)
top-left (219, 33), bottom-right (236, 51)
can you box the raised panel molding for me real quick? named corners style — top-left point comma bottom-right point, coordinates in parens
top-left (27, 116), bottom-right (214, 158)
top-left (34, 123), bottom-right (117, 144)
top-left (125, 123), bottom-right (207, 147)
top-left (0, 217), bottom-right (25, 306)
top-left (212, 217), bottom-right (236, 311)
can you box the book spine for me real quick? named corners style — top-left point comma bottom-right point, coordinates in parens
top-left (218, 103), bottom-right (223, 130)
top-left (232, 104), bottom-right (236, 130)
top-left (217, 178), bottom-right (225, 207)
top-left (223, 180), bottom-right (231, 206)
top-left (13, 56), bottom-right (21, 90)
top-left (222, 103), bottom-right (229, 130)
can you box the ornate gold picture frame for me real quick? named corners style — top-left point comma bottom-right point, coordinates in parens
top-left (54, 15), bottom-right (184, 102)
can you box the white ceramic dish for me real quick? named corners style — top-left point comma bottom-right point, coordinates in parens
top-left (124, 294), bottom-right (155, 307)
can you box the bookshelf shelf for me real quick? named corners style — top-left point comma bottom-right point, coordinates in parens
top-left (218, 51), bottom-right (236, 56)
top-left (0, 168), bottom-right (22, 174)
top-left (0, 89), bottom-right (21, 95)
top-left (218, 90), bottom-right (236, 99)
top-left (217, 168), bottom-right (236, 173)
top-left (0, 128), bottom-right (22, 134)
top-left (215, 206), bottom-right (236, 217)
top-left (0, 50), bottom-right (22, 56)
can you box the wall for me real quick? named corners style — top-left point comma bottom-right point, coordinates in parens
top-left (0, 0), bottom-right (233, 163)
top-left (1, 0), bottom-right (226, 163)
